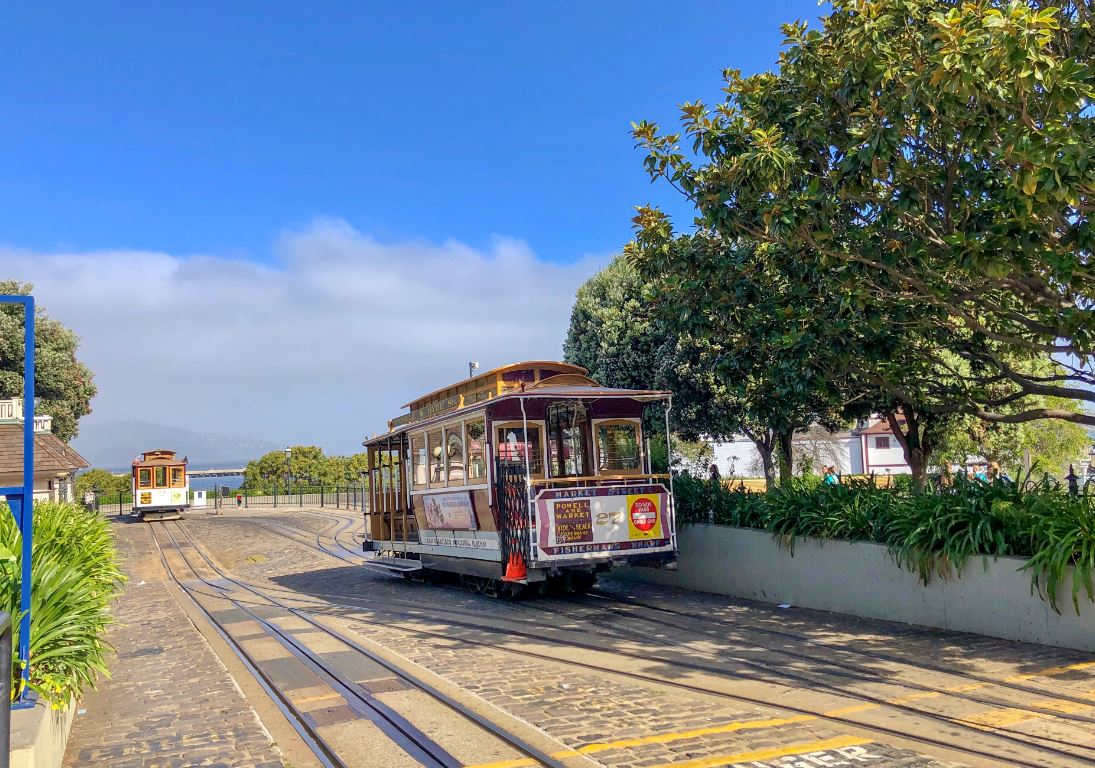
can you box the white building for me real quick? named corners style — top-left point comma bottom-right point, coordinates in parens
top-left (709, 418), bottom-right (912, 478)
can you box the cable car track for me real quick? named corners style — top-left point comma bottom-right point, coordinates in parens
top-left (151, 520), bottom-right (573, 768)
top-left (193, 513), bottom-right (1095, 766)
top-left (224, 511), bottom-right (1095, 715)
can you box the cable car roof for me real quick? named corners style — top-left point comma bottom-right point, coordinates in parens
top-left (365, 383), bottom-right (670, 446)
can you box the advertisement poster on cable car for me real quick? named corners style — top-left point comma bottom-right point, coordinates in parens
top-left (422, 491), bottom-right (478, 530)
top-left (534, 484), bottom-right (671, 560)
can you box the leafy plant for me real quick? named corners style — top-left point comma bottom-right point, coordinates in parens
top-left (674, 468), bottom-right (1095, 614)
top-left (0, 502), bottom-right (124, 705)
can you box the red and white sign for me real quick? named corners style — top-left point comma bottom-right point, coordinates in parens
top-left (534, 484), bottom-right (673, 561)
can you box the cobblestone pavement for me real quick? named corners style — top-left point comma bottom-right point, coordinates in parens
top-left (63, 517), bottom-right (286, 768)
top-left (99, 507), bottom-right (1095, 768)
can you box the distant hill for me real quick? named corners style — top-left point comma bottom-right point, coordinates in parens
top-left (71, 418), bottom-right (281, 471)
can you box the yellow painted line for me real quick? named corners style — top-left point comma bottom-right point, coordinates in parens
top-left (465, 714), bottom-right (818, 768)
top-left (963, 707), bottom-right (1043, 730)
top-left (646, 735), bottom-right (873, 768)
top-left (291, 691), bottom-right (343, 705)
top-left (823, 703), bottom-right (875, 717)
top-left (573, 714), bottom-right (815, 753)
top-left (1010, 660), bottom-right (1095, 681)
top-left (470, 662), bottom-right (1095, 768)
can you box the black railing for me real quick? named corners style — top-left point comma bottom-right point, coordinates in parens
top-left (87, 486), bottom-right (368, 513)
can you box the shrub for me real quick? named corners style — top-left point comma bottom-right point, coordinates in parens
top-left (0, 502), bottom-right (125, 705)
top-left (673, 470), bottom-right (1095, 614)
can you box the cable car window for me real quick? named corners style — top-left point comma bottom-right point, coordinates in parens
top-left (466, 419), bottom-right (486, 481)
top-left (597, 422), bottom-right (641, 472)
top-left (546, 401), bottom-right (591, 478)
top-left (445, 425), bottom-right (465, 485)
top-left (137, 468), bottom-right (151, 488)
top-left (154, 466), bottom-right (167, 487)
top-left (496, 425), bottom-right (543, 475)
top-left (427, 430), bottom-right (444, 486)
top-left (170, 467), bottom-right (185, 487)
top-left (411, 434), bottom-right (427, 489)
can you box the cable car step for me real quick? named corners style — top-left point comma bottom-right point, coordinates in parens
top-left (363, 556), bottom-right (424, 574)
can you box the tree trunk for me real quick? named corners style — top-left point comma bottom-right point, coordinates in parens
top-left (759, 447), bottom-right (776, 491)
top-left (744, 427), bottom-right (777, 491)
top-left (777, 430), bottom-right (795, 487)
top-left (886, 409), bottom-right (934, 493)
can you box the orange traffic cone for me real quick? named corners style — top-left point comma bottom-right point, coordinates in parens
top-left (503, 553), bottom-right (527, 582)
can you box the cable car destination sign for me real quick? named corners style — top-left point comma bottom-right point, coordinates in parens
top-left (534, 484), bottom-right (672, 561)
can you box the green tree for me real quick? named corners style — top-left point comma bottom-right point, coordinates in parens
top-left (633, 0), bottom-right (1095, 427)
top-left (74, 468), bottom-right (130, 497)
top-left (0, 281), bottom-right (96, 440)
top-left (565, 255), bottom-right (848, 487)
top-left (243, 446), bottom-right (369, 493)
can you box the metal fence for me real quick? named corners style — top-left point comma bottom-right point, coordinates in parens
top-left (89, 485), bottom-right (366, 513)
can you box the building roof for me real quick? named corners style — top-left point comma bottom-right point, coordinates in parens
top-left (859, 417), bottom-right (904, 435)
top-left (0, 424), bottom-right (90, 476)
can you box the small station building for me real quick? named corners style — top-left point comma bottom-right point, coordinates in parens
top-left (0, 398), bottom-right (89, 502)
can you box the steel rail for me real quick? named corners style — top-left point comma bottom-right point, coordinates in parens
top-left (223, 512), bottom-right (1095, 719)
top-left (147, 523), bottom-right (346, 768)
top-left (584, 588), bottom-right (1095, 706)
top-left (298, 600), bottom-right (1095, 768)
top-left (164, 520), bottom-right (574, 768)
top-left (156, 522), bottom-right (463, 768)
top-left (156, 531), bottom-right (1095, 768)
top-left (519, 596), bottom-right (1095, 719)
top-left (199, 512), bottom-right (1095, 763)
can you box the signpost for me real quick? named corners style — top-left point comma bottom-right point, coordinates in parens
top-left (0, 295), bottom-right (35, 702)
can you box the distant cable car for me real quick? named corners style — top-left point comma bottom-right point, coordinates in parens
top-left (131, 449), bottom-right (190, 521)
top-left (363, 361), bottom-right (677, 595)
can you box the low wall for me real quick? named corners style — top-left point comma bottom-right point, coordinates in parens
top-left (10, 699), bottom-right (75, 768)
top-left (617, 525), bottom-right (1095, 652)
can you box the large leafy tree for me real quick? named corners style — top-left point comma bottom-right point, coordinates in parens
top-left (0, 281), bottom-right (96, 441)
top-left (633, 0), bottom-right (1095, 429)
top-left (565, 256), bottom-right (846, 487)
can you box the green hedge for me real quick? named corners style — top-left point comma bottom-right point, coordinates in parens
top-left (0, 502), bottom-right (125, 705)
top-left (673, 474), bottom-right (1095, 614)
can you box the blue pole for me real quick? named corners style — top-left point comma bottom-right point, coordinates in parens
top-left (0, 295), bottom-right (35, 698)
top-left (19, 297), bottom-right (33, 692)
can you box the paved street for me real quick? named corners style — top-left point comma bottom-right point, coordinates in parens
top-left (63, 518), bottom-right (287, 768)
top-left (66, 508), bottom-right (1095, 768)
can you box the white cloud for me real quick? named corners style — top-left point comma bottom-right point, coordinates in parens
top-left (0, 220), bottom-right (607, 453)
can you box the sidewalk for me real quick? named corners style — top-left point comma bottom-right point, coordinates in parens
top-left (62, 518), bottom-right (286, 768)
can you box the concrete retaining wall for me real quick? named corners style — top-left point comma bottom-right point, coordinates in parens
top-left (617, 525), bottom-right (1095, 652)
top-left (10, 699), bottom-right (75, 768)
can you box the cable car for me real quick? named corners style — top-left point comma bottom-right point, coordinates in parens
top-left (363, 361), bottom-right (677, 594)
top-left (132, 449), bottom-right (189, 521)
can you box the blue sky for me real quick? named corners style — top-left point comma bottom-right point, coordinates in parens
top-left (2, 2), bottom-right (829, 454)
top-left (2, 1), bottom-right (824, 263)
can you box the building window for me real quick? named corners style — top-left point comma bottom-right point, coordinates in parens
top-left (874, 436), bottom-right (890, 450)
top-left (597, 421), bottom-right (641, 473)
top-left (466, 419), bottom-right (486, 481)
top-left (445, 425), bottom-right (465, 485)
top-left (411, 434), bottom-right (427, 489)
top-left (428, 430), bottom-right (444, 486)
